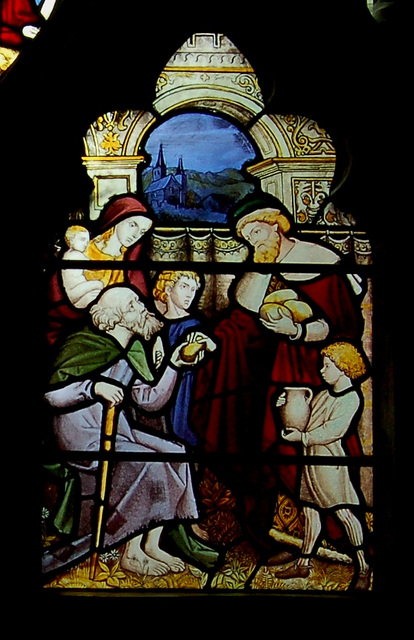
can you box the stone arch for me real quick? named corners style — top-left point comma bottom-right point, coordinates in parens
top-left (82, 32), bottom-right (336, 223)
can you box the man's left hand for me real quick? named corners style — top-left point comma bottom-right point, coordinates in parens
top-left (260, 315), bottom-right (300, 337)
top-left (171, 331), bottom-right (216, 367)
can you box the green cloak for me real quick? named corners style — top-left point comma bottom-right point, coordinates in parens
top-left (45, 326), bottom-right (154, 537)
top-left (44, 325), bottom-right (219, 570)
top-left (49, 325), bottom-right (154, 386)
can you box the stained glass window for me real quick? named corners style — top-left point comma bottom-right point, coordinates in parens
top-left (0, 0), bottom-right (60, 75)
top-left (1, 2), bottom-right (401, 605)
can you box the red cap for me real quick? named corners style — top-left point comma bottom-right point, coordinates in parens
top-left (100, 196), bottom-right (149, 232)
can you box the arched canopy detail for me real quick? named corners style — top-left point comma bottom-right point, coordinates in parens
top-left (82, 32), bottom-right (337, 220)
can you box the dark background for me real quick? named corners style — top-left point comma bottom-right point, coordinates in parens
top-left (1, 0), bottom-right (405, 621)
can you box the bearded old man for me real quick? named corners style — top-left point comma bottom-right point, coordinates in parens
top-left (44, 285), bottom-right (216, 576)
top-left (191, 194), bottom-right (364, 556)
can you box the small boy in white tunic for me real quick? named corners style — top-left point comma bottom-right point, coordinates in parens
top-left (276, 341), bottom-right (371, 590)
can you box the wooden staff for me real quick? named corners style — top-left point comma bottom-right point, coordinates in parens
top-left (89, 405), bottom-right (116, 580)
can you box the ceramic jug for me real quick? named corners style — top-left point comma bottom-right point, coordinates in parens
top-left (278, 386), bottom-right (313, 431)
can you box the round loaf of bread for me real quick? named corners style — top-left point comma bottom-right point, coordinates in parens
top-left (180, 341), bottom-right (207, 363)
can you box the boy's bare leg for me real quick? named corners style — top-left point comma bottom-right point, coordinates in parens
top-left (274, 506), bottom-right (320, 578)
top-left (296, 506), bottom-right (321, 566)
top-left (336, 508), bottom-right (370, 574)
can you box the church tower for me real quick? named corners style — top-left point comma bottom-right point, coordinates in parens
top-left (176, 156), bottom-right (184, 175)
top-left (175, 155), bottom-right (187, 205)
top-left (153, 144), bottom-right (167, 182)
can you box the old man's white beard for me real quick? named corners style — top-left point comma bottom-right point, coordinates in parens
top-left (253, 237), bottom-right (281, 263)
top-left (124, 312), bottom-right (164, 340)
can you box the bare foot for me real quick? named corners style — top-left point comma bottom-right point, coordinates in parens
top-left (121, 539), bottom-right (169, 576)
top-left (142, 525), bottom-right (186, 573)
top-left (121, 552), bottom-right (170, 576)
top-left (144, 542), bottom-right (186, 573)
top-left (192, 523), bottom-right (209, 541)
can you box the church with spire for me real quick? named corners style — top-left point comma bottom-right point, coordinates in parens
top-left (144, 144), bottom-right (187, 211)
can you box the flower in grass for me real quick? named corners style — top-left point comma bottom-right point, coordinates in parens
top-left (99, 552), bottom-right (112, 563)
top-left (99, 549), bottom-right (120, 563)
top-left (94, 559), bottom-right (127, 587)
top-left (41, 507), bottom-right (50, 523)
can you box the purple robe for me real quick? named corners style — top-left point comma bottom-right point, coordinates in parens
top-left (45, 356), bottom-right (198, 549)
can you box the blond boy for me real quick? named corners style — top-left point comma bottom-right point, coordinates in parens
top-left (276, 342), bottom-right (371, 590)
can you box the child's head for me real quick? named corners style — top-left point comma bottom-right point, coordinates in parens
top-left (153, 271), bottom-right (201, 311)
top-left (320, 342), bottom-right (367, 382)
top-left (64, 225), bottom-right (90, 252)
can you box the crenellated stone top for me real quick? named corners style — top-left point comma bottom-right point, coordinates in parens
top-left (163, 33), bottom-right (254, 71)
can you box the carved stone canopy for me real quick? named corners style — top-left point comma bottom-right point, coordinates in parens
top-left (82, 33), bottom-right (336, 222)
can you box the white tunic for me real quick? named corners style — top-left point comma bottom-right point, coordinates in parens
top-left (300, 388), bottom-right (360, 509)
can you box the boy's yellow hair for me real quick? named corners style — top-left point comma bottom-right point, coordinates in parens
top-left (153, 271), bottom-right (200, 303)
top-left (321, 342), bottom-right (367, 380)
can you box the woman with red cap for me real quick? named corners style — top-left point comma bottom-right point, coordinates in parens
top-left (46, 194), bottom-right (153, 348)
top-left (83, 195), bottom-right (153, 291)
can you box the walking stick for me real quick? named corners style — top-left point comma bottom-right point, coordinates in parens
top-left (89, 405), bottom-right (116, 580)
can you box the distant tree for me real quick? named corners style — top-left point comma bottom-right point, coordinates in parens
top-left (186, 190), bottom-right (202, 208)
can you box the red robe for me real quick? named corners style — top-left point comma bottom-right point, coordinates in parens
top-left (191, 272), bottom-right (364, 550)
top-left (46, 196), bottom-right (151, 347)
top-left (0, 0), bottom-right (41, 48)
top-left (192, 273), bottom-right (362, 458)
